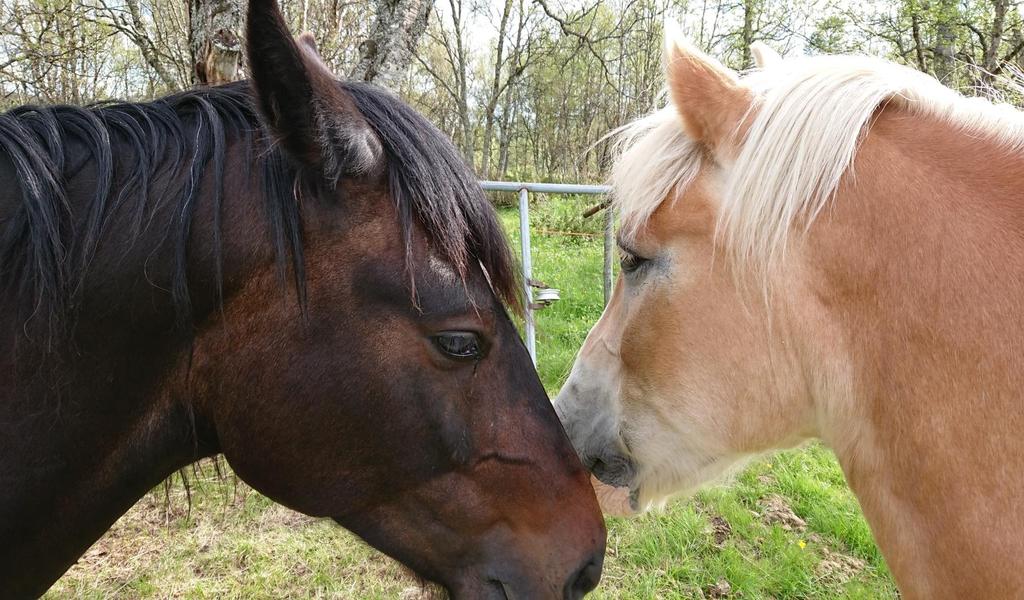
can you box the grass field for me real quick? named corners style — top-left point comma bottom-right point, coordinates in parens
top-left (47, 198), bottom-right (898, 599)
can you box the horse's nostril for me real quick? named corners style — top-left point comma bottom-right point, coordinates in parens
top-left (565, 555), bottom-right (602, 599)
top-left (590, 456), bottom-right (615, 482)
top-left (589, 451), bottom-right (635, 489)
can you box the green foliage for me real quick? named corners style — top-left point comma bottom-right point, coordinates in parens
top-left (809, 15), bottom-right (856, 54)
top-left (529, 194), bottom-right (607, 235)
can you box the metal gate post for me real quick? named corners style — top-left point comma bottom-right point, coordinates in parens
top-left (517, 187), bottom-right (536, 364)
top-left (603, 200), bottom-right (614, 306)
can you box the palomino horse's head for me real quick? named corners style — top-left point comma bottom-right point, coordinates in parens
top-left (555, 39), bottom-right (822, 513)
top-left (556, 30), bottom-right (1024, 525)
top-left (187, 0), bottom-right (606, 596)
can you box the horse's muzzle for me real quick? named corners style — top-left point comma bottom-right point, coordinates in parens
top-left (448, 550), bottom-right (603, 600)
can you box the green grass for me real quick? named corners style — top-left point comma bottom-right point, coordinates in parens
top-left (47, 198), bottom-right (898, 599)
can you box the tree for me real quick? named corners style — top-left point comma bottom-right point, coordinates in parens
top-left (189, 0), bottom-right (244, 85)
top-left (88, 0), bottom-right (191, 92)
top-left (0, 0), bottom-right (127, 104)
top-left (2, 0), bottom-right (1022, 185)
top-left (350, 0), bottom-right (432, 88)
top-left (413, 0), bottom-right (473, 162)
top-left (932, 0), bottom-right (958, 81)
top-left (479, 0), bottom-right (542, 177)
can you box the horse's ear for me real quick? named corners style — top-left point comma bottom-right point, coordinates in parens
top-left (750, 41), bottom-right (782, 68)
top-left (297, 31), bottom-right (319, 55)
top-left (664, 36), bottom-right (753, 156)
top-left (246, 0), bottom-right (382, 181)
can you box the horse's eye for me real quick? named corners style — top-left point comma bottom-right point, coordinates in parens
top-left (619, 248), bottom-right (650, 274)
top-left (433, 331), bottom-right (483, 360)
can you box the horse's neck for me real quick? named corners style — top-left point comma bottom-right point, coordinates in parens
top-left (0, 252), bottom-right (216, 595)
top-left (0, 356), bottom-right (206, 596)
top-left (809, 112), bottom-right (1024, 597)
top-left (0, 130), bottom-right (257, 596)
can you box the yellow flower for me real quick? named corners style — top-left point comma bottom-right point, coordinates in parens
top-left (797, 540), bottom-right (807, 549)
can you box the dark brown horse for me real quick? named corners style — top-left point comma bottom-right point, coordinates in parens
top-left (0, 1), bottom-right (605, 597)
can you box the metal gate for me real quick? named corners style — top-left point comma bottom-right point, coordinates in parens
top-left (479, 181), bottom-right (611, 365)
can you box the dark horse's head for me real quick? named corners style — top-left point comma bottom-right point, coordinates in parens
top-left (220, 4), bottom-right (608, 594)
top-left (0, 0), bottom-right (604, 596)
top-left (228, 7), bottom-right (610, 589)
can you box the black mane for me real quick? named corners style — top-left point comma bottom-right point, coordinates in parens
top-left (0, 80), bottom-right (518, 342)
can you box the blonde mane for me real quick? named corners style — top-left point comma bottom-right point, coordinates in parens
top-left (612, 52), bottom-right (1024, 271)
top-left (610, 109), bottom-right (704, 241)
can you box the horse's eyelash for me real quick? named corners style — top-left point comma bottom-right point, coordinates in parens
top-left (618, 248), bottom-right (650, 273)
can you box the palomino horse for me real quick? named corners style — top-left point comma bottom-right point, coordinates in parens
top-left (0, 0), bottom-right (606, 596)
top-left (555, 34), bottom-right (1024, 599)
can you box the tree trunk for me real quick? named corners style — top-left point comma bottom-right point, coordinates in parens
top-left (740, 0), bottom-right (757, 69)
top-left (480, 0), bottom-right (514, 178)
top-left (350, 0), bottom-right (432, 88)
top-left (459, 99), bottom-right (474, 166)
top-left (497, 84), bottom-right (517, 177)
top-left (932, 0), bottom-right (957, 82)
top-left (96, 0), bottom-right (180, 90)
top-left (1011, 26), bottom-right (1024, 74)
top-left (189, 0), bottom-right (244, 86)
top-left (447, 0), bottom-right (473, 165)
top-left (981, 0), bottom-right (1008, 82)
top-left (911, 8), bottom-right (928, 72)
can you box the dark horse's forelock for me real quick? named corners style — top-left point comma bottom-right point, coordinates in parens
top-left (343, 81), bottom-right (520, 313)
top-left (0, 80), bottom-right (519, 343)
